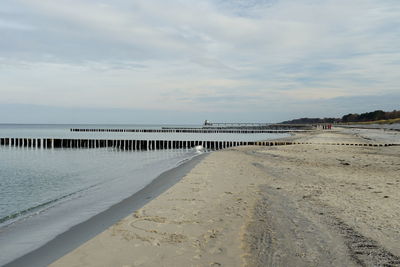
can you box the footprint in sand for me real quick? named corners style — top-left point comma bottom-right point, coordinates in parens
top-left (127, 213), bottom-right (192, 245)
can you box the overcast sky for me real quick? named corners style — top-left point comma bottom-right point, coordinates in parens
top-left (0, 0), bottom-right (399, 123)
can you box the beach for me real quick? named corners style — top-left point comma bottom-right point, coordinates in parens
top-left (3, 1), bottom-right (400, 265)
top-left (44, 128), bottom-right (400, 266)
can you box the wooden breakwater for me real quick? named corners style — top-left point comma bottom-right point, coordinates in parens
top-left (0, 137), bottom-right (398, 150)
top-left (0, 138), bottom-right (253, 150)
top-left (69, 128), bottom-right (311, 134)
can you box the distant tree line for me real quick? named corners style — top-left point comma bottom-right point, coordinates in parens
top-left (341, 110), bottom-right (400, 122)
top-left (282, 110), bottom-right (400, 124)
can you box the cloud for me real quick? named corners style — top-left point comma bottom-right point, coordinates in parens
top-left (0, 18), bottom-right (35, 31)
top-left (0, 0), bottom-right (399, 122)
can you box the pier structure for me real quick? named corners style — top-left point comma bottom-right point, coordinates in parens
top-left (201, 121), bottom-right (316, 130)
top-left (0, 137), bottom-right (397, 151)
top-left (203, 121), bottom-right (271, 127)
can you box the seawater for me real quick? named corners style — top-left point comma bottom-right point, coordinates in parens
top-left (0, 124), bottom-right (288, 265)
top-left (0, 123), bottom-right (288, 141)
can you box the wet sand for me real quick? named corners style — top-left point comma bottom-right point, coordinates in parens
top-left (51, 128), bottom-right (400, 266)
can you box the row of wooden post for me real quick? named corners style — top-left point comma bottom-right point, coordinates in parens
top-left (0, 138), bottom-right (397, 150)
top-left (70, 128), bottom-right (308, 134)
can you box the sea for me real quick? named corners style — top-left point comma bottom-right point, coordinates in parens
top-left (0, 124), bottom-right (288, 265)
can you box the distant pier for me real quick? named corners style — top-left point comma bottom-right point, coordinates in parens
top-left (0, 137), bottom-right (397, 150)
top-left (201, 121), bottom-right (317, 130)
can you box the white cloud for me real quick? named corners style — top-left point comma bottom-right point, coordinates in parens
top-left (0, 0), bottom-right (399, 120)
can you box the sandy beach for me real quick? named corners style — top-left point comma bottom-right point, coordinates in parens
top-left (48, 128), bottom-right (400, 267)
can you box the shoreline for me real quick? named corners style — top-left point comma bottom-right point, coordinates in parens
top-left (48, 128), bottom-right (400, 266)
top-left (4, 153), bottom-right (207, 267)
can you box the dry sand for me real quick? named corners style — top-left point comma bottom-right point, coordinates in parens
top-left (51, 128), bottom-right (400, 267)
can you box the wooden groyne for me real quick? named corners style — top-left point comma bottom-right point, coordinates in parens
top-left (0, 137), bottom-right (398, 150)
top-left (69, 128), bottom-right (310, 134)
top-left (0, 138), bottom-right (251, 150)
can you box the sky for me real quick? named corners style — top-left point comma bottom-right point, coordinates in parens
top-left (0, 0), bottom-right (399, 124)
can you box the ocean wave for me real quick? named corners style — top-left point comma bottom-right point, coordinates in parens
top-left (0, 183), bottom-right (100, 226)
